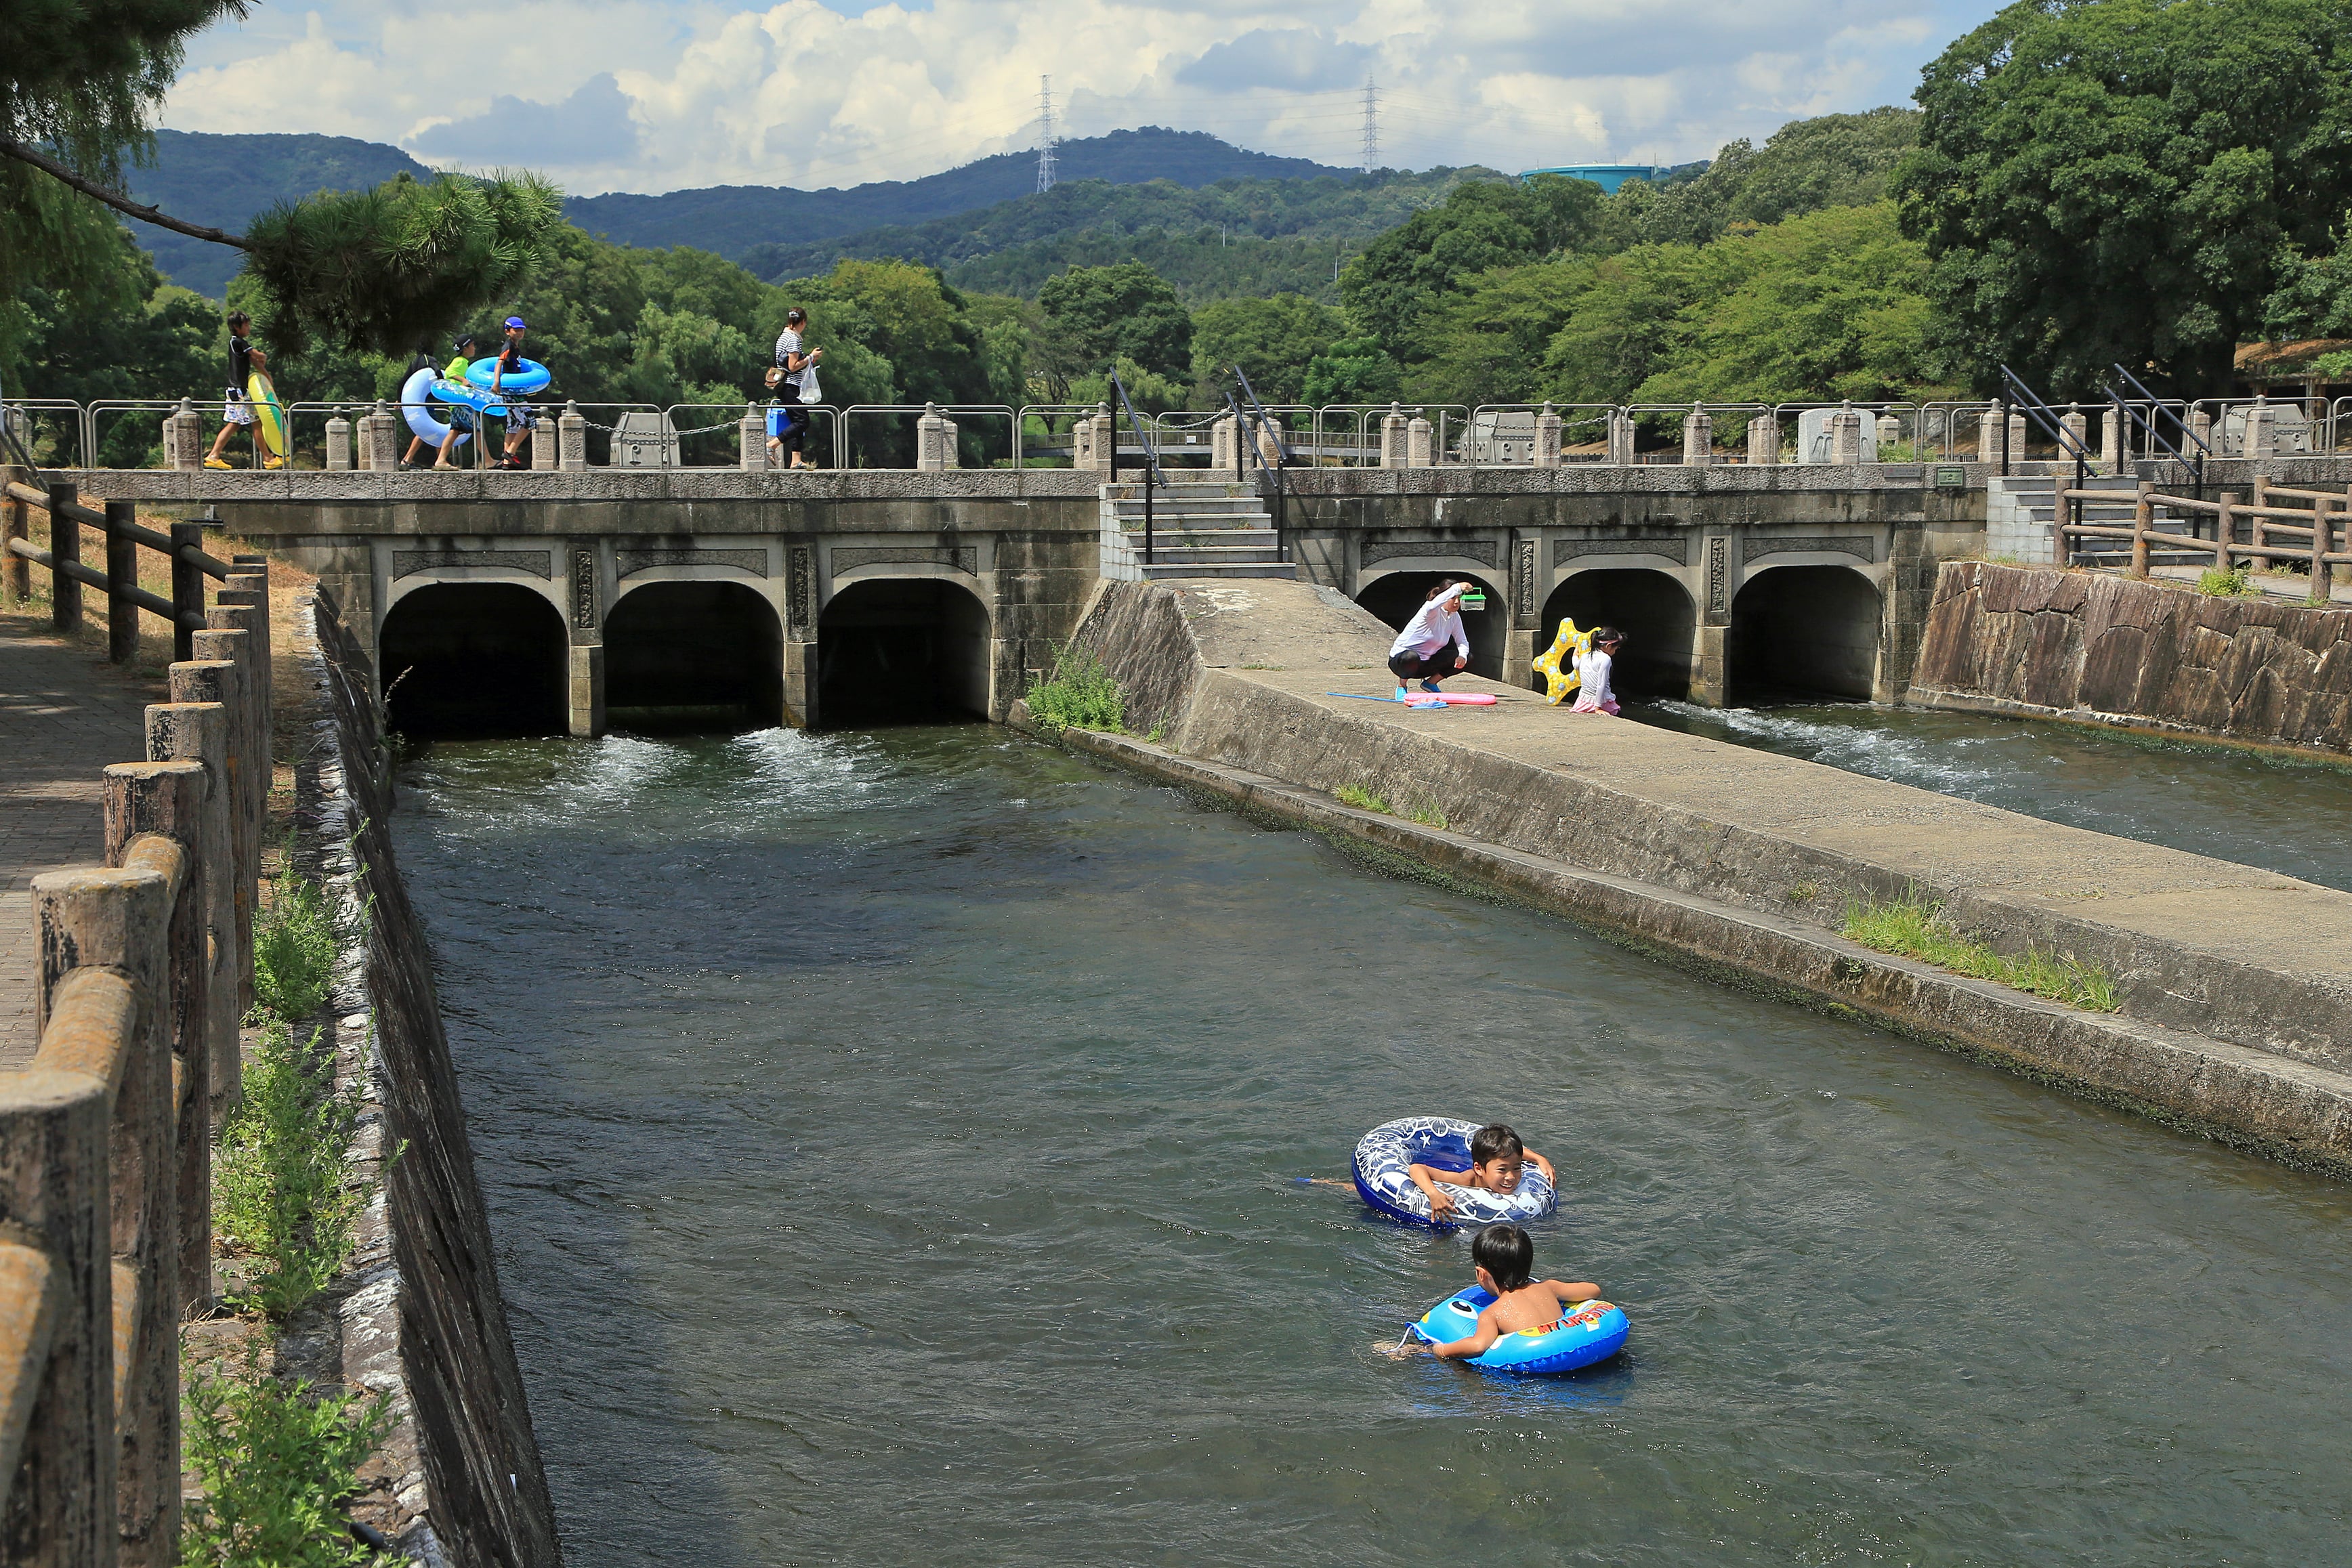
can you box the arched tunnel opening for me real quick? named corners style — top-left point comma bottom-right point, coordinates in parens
top-left (818, 578), bottom-right (992, 726)
top-left (1727, 566), bottom-right (1883, 702)
top-left (1354, 571), bottom-right (1507, 680)
top-left (606, 580), bottom-right (784, 733)
top-left (378, 583), bottom-right (566, 738)
top-left (1538, 569), bottom-right (1698, 700)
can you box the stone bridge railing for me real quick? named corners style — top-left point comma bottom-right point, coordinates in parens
top-left (1, 569), bottom-right (270, 1564)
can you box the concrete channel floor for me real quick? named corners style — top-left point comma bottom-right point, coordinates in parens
top-left (0, 620), bottom-right (164, 1067)
top-left (1174, 580), bottom-right (2352, 1004)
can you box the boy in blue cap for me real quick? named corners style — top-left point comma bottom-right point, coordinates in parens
top-left (488, 316), bottom-right (537, 469)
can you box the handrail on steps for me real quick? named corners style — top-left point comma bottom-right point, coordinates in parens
top-left (1107, 373), bottom-right (1168, 567)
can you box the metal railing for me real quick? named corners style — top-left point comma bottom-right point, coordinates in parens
top-left (1108, 373), bottom-right (1169, 565)
top-left (836, 404), bottom-right (1017, 469)
top-left (1232, 368), bottom-right (1293, 562)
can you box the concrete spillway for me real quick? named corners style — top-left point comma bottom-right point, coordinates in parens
top-left (1056, 578), bottom-right (2352, 1174)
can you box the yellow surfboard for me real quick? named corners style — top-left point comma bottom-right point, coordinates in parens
top-left (246, 369), bottom-right (287, 461)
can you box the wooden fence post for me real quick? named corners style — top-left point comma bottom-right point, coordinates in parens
top-left (2, 463), bottom-right (28, 605)
top-left (144, 700), bottom-right (239, 1111)
top-left (34, 864), bottom-right (177, 1565)
top-left (2215, 492), bottom-right (2239, 573)
top-left (47, 481), bottom-right (81, 633)
top-left (2133, 482), bottom-right (2154, 579)
top-left (102, 761), bottom-right (213, 1313)
top-left (224, 559), bottom-right (273, 762)
top-left (168, 524), bottom-right (205, 663)
top-left (104, 501), bottom-right (138, 665)
top-left (173, 645), bottom-right (255, 1021)
top-left (207, 592), bottom-right (270, 899)
top-left (2315, 495), bottom-right (2338, 599)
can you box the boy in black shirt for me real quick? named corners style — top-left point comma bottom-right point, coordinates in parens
top-left (489, 316), bottom-right (536, 469)
top-left (204, 311), bottom-right (276, 469)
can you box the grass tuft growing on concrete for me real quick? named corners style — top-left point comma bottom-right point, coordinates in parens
top-left (1842, 889), bottom-right (2121, 1012)
top-left (1025, 644), bottom-right (1125, 736)
top-left (254, 865), bottom-right (340, 1023)
top-left (182, 1338), bottom-right (394, 1567)
top-left (1335, 784), bottom-right (1391, 813)
top-left (214, 1017), bottom-right (377, 1318)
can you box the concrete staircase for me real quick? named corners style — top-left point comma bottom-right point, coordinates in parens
top-left (1988, 472), bottom-right (2207, 568)
top-left (1099, 480), bottom-right (1296, 581)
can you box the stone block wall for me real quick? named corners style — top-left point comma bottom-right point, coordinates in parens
top-left (1912, 561), bottom-right (2352, 752)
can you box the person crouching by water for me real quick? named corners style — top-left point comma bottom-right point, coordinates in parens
top-left (1388, 579), bottom-right (1473, 696)
top-left (1570, 626), bottom-right (1625, 715)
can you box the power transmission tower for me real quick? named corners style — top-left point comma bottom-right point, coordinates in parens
top-left (1360, 78), bottom-right (1379, 173)
top-left (1036, 75), bottom-right (1059, 194)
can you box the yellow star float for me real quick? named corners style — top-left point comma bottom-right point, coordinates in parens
top-left (1531, 617), bottom-right (1596, 706)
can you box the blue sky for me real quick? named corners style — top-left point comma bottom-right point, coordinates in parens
top-left (163, 0), bottom-right (2009, 194)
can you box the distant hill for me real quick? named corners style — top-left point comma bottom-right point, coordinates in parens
top-left (564, 128), bottom-right (1360, 259)
top-left (125, 129), bottom-right (432, 297)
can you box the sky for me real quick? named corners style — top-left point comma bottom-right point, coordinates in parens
top-left (161, 0), bottom-right (2009, 196)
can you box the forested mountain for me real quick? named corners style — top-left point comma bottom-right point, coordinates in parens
top-left (124, 131), bottom-right (432, 296)
top-left (565, 128), bottom-right (1358, 257)
top-left (746, 168), bottom-right (1491, 301)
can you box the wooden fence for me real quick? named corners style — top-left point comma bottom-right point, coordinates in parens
top-left (2061, 478), bottom-right (2352, 582)
top-left (2, 473), bottom-right (270, 1565)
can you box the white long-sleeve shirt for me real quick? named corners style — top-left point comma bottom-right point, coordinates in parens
top-left (1389, 589), bottom-right (1471, 661)
top-left (1574, 646), bottom-right (1616, 706)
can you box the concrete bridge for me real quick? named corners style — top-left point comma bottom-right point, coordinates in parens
top-left (51, 461), bottom-right (2028, 732)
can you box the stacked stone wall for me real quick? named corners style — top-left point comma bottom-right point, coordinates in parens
top-left (1913, 562), bottom-right (2352, 753)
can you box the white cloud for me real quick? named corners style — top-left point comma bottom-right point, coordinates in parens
top-left (160, 0), bottom-right (2004, 194)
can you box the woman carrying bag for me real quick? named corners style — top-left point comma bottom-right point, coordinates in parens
top-left (766, 307), bottom-right (824, 469)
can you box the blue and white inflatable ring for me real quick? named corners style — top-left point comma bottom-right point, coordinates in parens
top-left (1351, 1116), bottom-right (1557, 1228)
top-left (1412, 1288), bottom-right (1629, 1375)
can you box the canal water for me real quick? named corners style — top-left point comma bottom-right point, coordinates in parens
top-left (392, 726), bottom-right (2352, 1566)
top-left (1639, 699), bottom-right (2352, 893)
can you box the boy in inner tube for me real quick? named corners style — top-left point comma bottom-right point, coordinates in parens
top-left (1408, 1123), bottom-right (1555, 1223)
top-left (1423, 1224), bottom-right (1601, 1360)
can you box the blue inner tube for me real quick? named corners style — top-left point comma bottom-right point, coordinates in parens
top-left (399, 367), bottom-right (469, 447)
top-left (1351, 1115), bottom-right (1557, 1228)
top-left (1411, 1287), bottom-right (1629, 1375)
top-left (463, 356), bottom-right (551, 396)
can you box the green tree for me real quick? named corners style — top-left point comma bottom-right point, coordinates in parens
top-left (1408, 259), bottom-right (1596, 406)
top-left (1630, 108), bottom-right (1920, 246)
top-left (1895, 0), bottom-right (2352, 396)
top-left (1339, 175), bottom-right (1609, 360)
top-left (1538, 245), bottom-right (1714, 406)
top-left (7, 221), bottom-right (213, 462)
top-left (1036, 261), bottom-right (1192, 386)
top-left (1300, 336), bottom-right (1404, 406)
top-left (1188, 293), bottom-right (1344, 405)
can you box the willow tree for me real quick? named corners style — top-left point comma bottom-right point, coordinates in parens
top-left (2, 0), bottom-right (562, 360)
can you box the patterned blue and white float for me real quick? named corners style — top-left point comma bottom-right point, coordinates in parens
top-left (1410, 1288), bottom-right (1629, 1375)
top-left (1351, 1115), bottom-right (1557, 1228)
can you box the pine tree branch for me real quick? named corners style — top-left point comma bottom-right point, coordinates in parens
top-left (0, 133), bottom-right (251, 250)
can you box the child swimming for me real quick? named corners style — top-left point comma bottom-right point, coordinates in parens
top-left (1408, 1122), bottom-right (1555, 1223)
top-left (1419, 1223), bottom-right (1601, 1361)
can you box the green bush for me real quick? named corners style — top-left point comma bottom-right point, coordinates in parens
top-left (1335, 784), bottom-right (1391, 813)
top-left (1841, 888), bottom-right (2120, 1011)
top-left (254, 870), bottom-right (339, 1022)
top-left (2196, 566), bottom-right (2256, 597)
top-left (183, 1341), bottom-right (394, 1568)
top-left (215, 1017), bottom-right (374, 1318)
top-left (1025, 644), bottom-right (1125, 735)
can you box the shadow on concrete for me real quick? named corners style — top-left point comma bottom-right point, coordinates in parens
top-left (1540, 569), bottom-right (1697, 699)
top-left (1728, 565), bottom-right (1881, 702)
top-left (606, 581), bottom-right (783, 734)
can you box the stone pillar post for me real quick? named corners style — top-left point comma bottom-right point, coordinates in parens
top-left (1256, 417), bottom-right (1283, 467)
top-left (1682, 405), bottom-right (1713, 465)
top-left (1746, 414), bottom-right (1779, 467)
top-left (2187, 408), bottom-right (2213, 459)
top-left (1380, 404), bottom-right (1410, 468)
top-left (2101, 407), bottom-right (2123, 472)
top-left (1210, 415), bottom-right (1237, 472)
top-left (2240, 400), bottom-right (2269, 460)
top-left (1607, 409), bottom-right (1637, 466)
top-left (324, 415), bottom-right (351, 471)
top-left (1406, 414), bottom-right (1433, 467)
top-left (569, 644), bottom-right (604, 738)
top-left (1830, 406), bottom-right (1864, 465)
top-left (364, 403), bottom-right (398, 471)
top-left (917, 404), bottom-right (959, 470)
top-left (1977, 408), bottom-right (2003, 464)
top-left (559, 402), bottom-right (588, 470)
top-left (161, 412), bottom-right (180, 470)
top-left (1533, 404), bottom-right (1563, 468)
top-left (739, 408), bottom-right (766, 469)
top-left (1876, 412), bottom-right (1902, 454)
top-left (1070, 416), bottom-right (1095, 471)
top-left (2059, 410), bottom-right (2088, 464)
top-left (534, 415), bottom-right (560, 471)
top-left (171, 399), bottom-right (204, 471)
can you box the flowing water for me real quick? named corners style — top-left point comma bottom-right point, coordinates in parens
top-left (392, 726), bottom-right (2352, 1567)
top-left (1638, 699), bottom-right (2352, 892)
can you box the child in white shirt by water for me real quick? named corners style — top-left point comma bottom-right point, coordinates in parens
top-left (1570, 627), bottom-right (1625, 715)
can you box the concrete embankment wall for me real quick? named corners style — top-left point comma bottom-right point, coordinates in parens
top-left (1057, 578), bottom-right (2352, 1176)
top-left (1911, 561), bottom-right (2352, 753)
top-left (310, 593), bottom-right (563, 1565)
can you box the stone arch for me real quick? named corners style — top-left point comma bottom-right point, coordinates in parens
top-left (377, 582), bottom-right (568, 736)
top-left (1539, 568), bottom-right (1698, 700)
top-left (1354, 570), bottom-right (1508, 679)
top-left (1727, 564), bottom-right (1883, 702)
top-left (816, 576), bottom-right (993, 726)
top-left (605, 579), bottom-right (785, 731)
